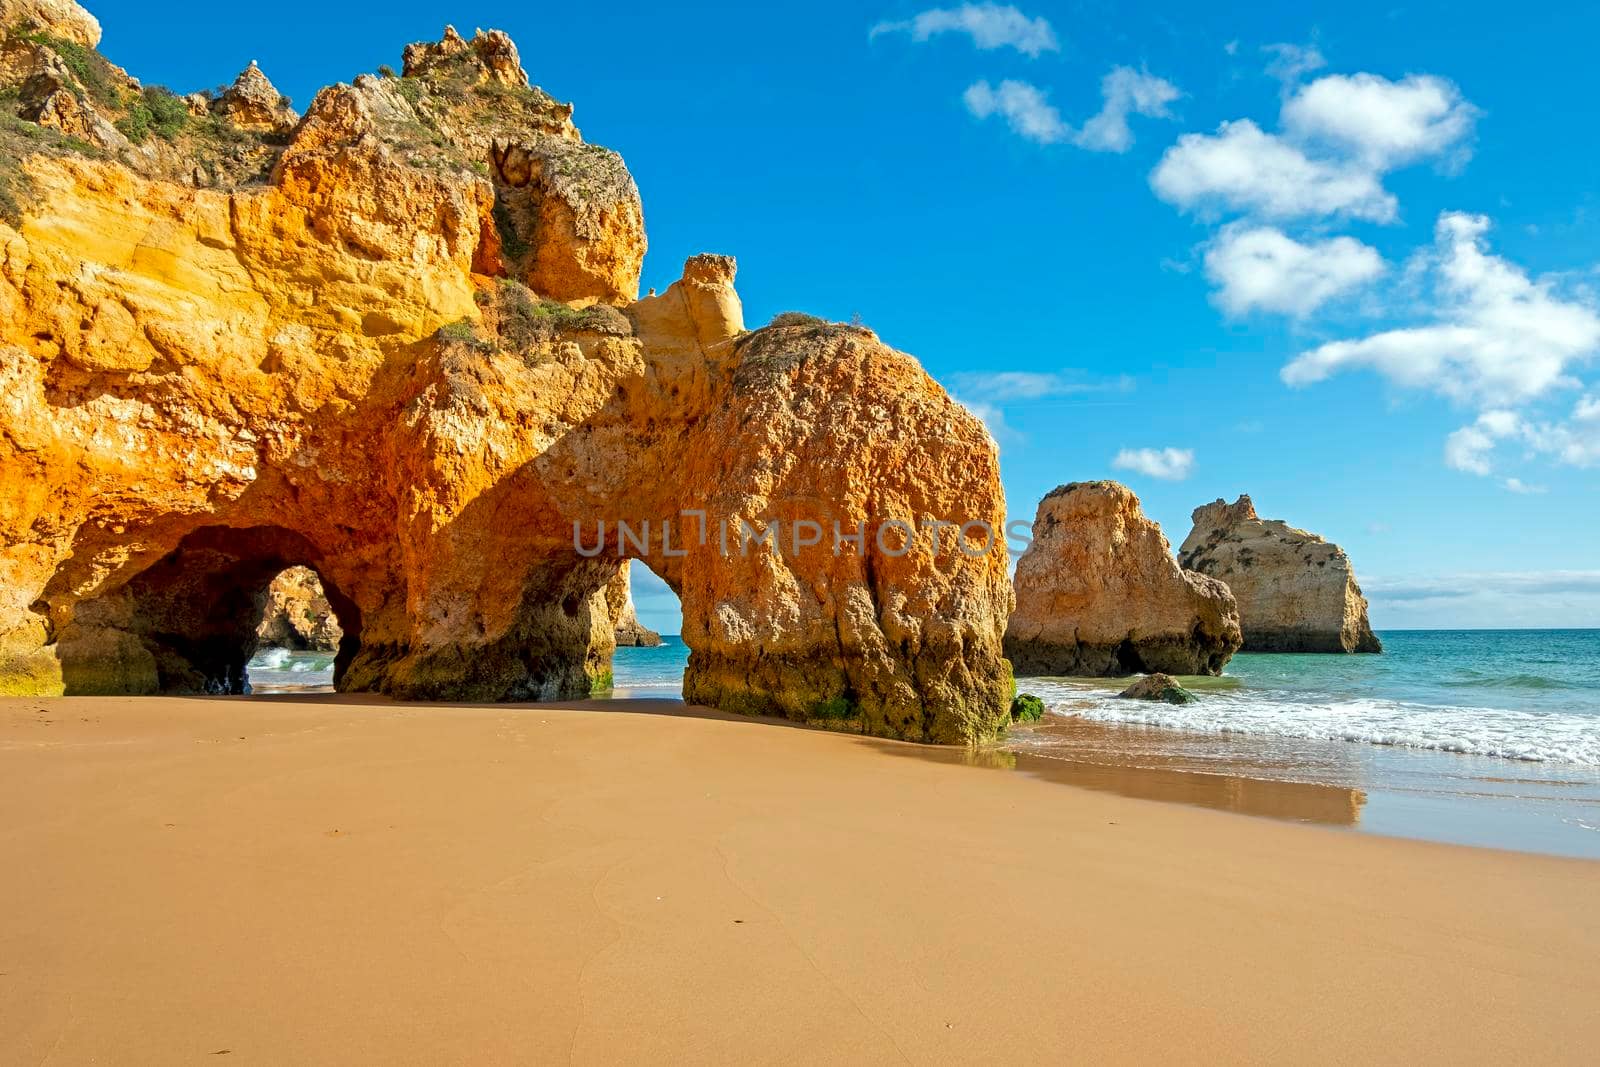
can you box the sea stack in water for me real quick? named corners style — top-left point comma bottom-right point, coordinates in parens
top-left (604, 563), bottom-right (662, 647)
top-left (0, 8), bottom-right (1014, 741)
top-left (1005, 482), bottom-right (1242, 677)
top-left (1178, 496), bottom-right (1381, 653)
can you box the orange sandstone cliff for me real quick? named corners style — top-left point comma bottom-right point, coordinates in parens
top-left (1005, 482), bottom-right (1242, 677)
top-left (0, 2), bottom-right (1013, 741)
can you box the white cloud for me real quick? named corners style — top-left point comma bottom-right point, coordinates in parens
top-left (1263, 42), bottom-right (1326, 83)
top-left (1150, 71), bottom-right (1477, 225)
top-left (1443, 395), bottom-right (1600, 477)
top-left (1283, 213), bottom-right (1600, 405)
top-left (1112, 446), bottom-right (1195, 480)
top-left (966, 68), bottom-right (1180, 151)
top-left (871, 4), bottom-right (1058, 57)
top-left (1503, 477), bottom-right (1547, 494)
top-left (1444, 410), bottom-right (1522, 474)
top-left (1074, 67), bottom-right (1182, 153)
top-left (948, 369), bottom-right (1129, 400)
top-left (1282, 73), bottom-right (1478, 168)
top-left (1204, 225), bottom-right (1385, 316)
top-left (1150, 119), bottom-right (1397, 221)
top-left (964, 80), bottom-right (1068, 143)
top-left (1520, 394), bottom-right (1600, 468)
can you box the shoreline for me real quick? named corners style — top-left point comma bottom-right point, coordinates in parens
top-left (5, 694), bottom-right (1599, 1061)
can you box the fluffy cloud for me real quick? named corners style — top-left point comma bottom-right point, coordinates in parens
top-left (1111, 446), bottom-right (1195, 480)
top-left (871, 4), bottom-right (1058, 57)
top-left (1151, 72), bottom-right (1476, 223)
top-left (963, 80), bottom-right (1068, 143)
top-left (1204, 225), bottom-right (1385, 316)
top-left (1282, 73), bottom-right (1478, 168)
top-left (1523, 394), bottom-right (1600, 468)
top-left (1283, 214), bottom-right (1600, 405)
top-left (1150, 120), bottom-right (1397, 221)
top-left (1503, 477), bottom-right (1547, 494)
top-left (1444, 409), bottom-right (1523, 475)
top-left (966, 68), bottom-right (1179, 151)
top-left (1074, 67), bottom-right (1182, 152)
top-left (1442, 395), bottom-right (1600, 477)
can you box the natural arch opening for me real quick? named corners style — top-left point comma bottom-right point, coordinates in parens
top-left (606, 560), bottom-right (685, 698)
top-left (246, 566), bottom-right (345, 694)
top-left (55, 525), bottom-right (362, 696)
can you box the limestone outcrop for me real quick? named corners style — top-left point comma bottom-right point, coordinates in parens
top-left (603, 563), bottom-right (662, 647)
top-left (0, 6), bottom-right (1012, 742)
top-left (256, 567), bottom-right (342, 652)
top-left (214, 61), bottom-right (298, 134)
top-left (1178, 496), bottom-right (1382, 654)
top-left (0, 0), bottom-right (100, 47)
top-left (1005, 482), bottom-right (1242, 677)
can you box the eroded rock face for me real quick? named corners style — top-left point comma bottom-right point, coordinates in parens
top-left (0, 0), bottom-right (100, 48)
top-left (1005, 482), bottom-right (1242, 677)
top-left (257, 567), bottom-right (342, 652)
top-left (1179, 496), bottom-right (1381, 654)
top-left (0, 12), bottom-right (1012, 741)
top-left (603, 563), bottom-right (661, 647)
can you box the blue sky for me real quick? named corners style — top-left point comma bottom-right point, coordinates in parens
top-left (87, 1), bottom-right (1600, 631)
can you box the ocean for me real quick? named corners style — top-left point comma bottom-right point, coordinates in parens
top-left (246, 631), bottom-right (1600, 857)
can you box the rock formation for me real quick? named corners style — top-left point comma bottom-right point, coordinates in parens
top-left (1117, 673), bottom-right (1196, 704)
top-left (0, 3), bottom-right (1013, 742)
top-left (603, 562), bottom-right (661, 647)
top-left (214, 61), bottom-right (298, 134)
top-left (1179, 496), bottom-right (1381, 653)
top-left (1005, 482), bottom-right (1242, 677)
top-left (256, 567), bottom-right (342, 652)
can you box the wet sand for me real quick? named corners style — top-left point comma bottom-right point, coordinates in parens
top-left (3, 695), bottom-right (1599, 1063)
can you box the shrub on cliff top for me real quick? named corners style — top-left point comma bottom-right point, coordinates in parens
top-left (769, 311), bottom-right (828, 328)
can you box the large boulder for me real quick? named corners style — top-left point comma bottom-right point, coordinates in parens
top-left (0, 16), bottom-right (1013, 742)
top-left (1178, 496), bottom-right (1381, 653)
top-left (1005, 482), bottom-right (1241, 677)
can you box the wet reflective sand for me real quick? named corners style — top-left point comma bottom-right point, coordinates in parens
top-left (883, 719), bottom-right (1367, 826)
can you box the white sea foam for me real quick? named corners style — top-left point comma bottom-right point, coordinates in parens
top-left (252, 648), bottom-right (292, 669)
top-left (1034, 685), bottom-right (1600, 767)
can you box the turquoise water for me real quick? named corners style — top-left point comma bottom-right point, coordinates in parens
top-left (608, 631), bottom-right (1600, 763)
top-left (1009, 630), bottom-right (1600, 857)
top-left (1026, 630), bottom-right (1600, 766)
top-left (609, 636), bottom-right (692, 696)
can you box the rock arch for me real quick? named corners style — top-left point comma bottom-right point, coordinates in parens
top-left (48, 525), bottom-right (362, 695)
top-left (0, 10), bottom-right (1013, 742)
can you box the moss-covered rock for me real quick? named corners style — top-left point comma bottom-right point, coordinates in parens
top-left (1010, 693), bottom-right (1046, 723)
top-left (1117, 673), bottom-right (1197, 705)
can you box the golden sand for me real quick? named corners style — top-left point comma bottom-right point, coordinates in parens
top-left (3, 695), bottom-right (1597, 1063)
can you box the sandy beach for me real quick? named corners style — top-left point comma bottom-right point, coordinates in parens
top-left (3, 695), bottom-right (1597, 1064)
